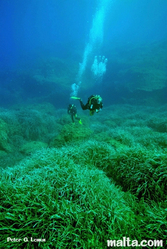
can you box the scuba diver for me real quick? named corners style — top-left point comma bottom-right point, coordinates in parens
top-left (71, 95), bottom-right (103, 116)
top-left (67, 104), bottom-right (82, 124)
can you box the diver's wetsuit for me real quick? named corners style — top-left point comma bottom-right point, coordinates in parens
top-left (79, 95), bottom-right (103, 114)
top-left (67, 104), bottom-right (81, 123)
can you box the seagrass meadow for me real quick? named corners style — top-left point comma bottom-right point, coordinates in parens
top-left (0, 103), bottom-right (167, 248)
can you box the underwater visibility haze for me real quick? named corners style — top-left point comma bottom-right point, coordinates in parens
top-left (0, 0), bottom-right (167, 248)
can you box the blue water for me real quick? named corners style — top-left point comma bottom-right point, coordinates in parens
top-left (0, 0), bottom-right (167, 107)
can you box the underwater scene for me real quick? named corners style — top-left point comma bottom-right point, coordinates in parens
top-left (0, 0), bottom-right (167, 248)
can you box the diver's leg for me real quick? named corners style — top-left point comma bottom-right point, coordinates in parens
top-left (79, 99), bottom-right (87, 110)
top-left (71, 114), bottom-right (74, 123)
top-left (75, 114), bottom-right (82, 124)
top-left (74, 114), bottom-right (80, 120)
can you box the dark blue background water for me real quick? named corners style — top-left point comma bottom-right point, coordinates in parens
top-left (0, 0), bottom-right (167, 106)
top-left (0, 0), bottom-right (94, 70)
top-left (1, 0), bottom-right (167, 70)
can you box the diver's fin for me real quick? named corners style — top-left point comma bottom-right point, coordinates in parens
top-left (71, 96), bottom-right (81, 100)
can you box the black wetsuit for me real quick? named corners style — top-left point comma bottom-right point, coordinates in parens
top-left (67, 104), bottom-right (80, 123)
top-left (79, 95), bottom-right (103, 114)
